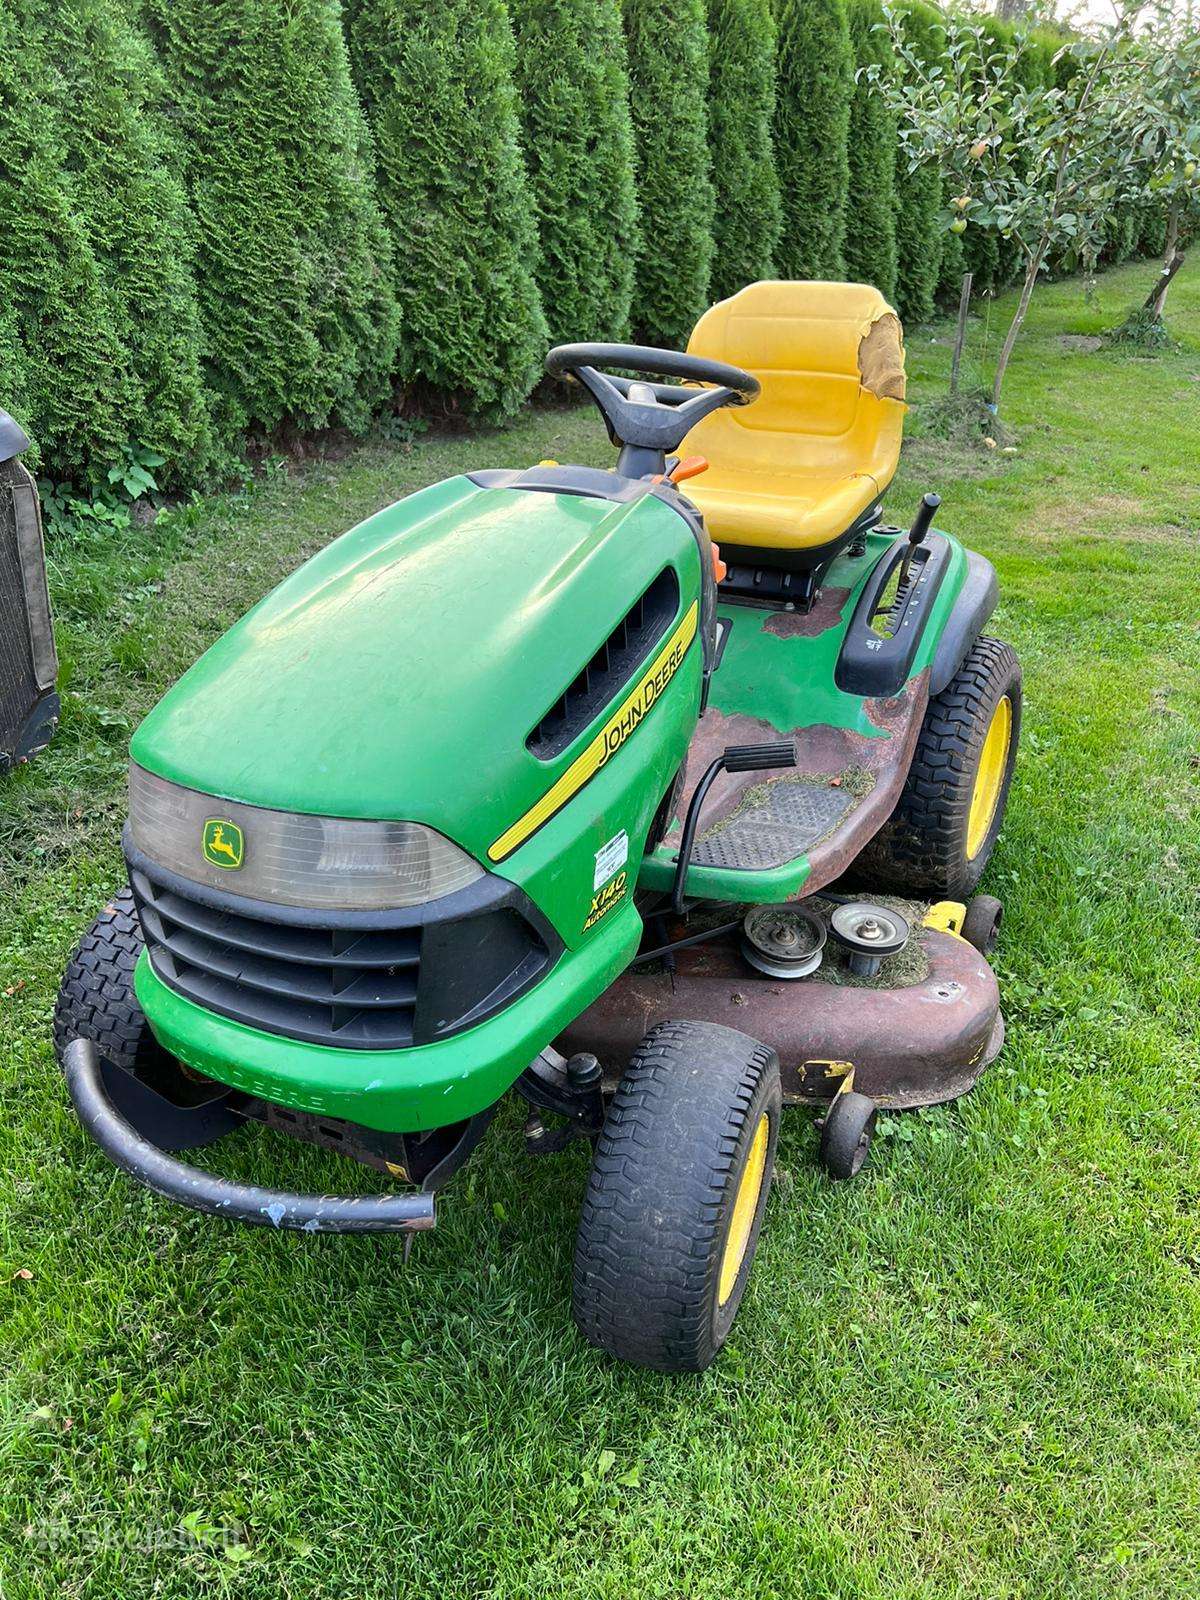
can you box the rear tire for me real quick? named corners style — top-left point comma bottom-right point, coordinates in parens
top-left (572, 1020), bottom-right (781, 1373)
top-left (858, 636), bottom-right (1021, 898)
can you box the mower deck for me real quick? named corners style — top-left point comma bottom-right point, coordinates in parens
top-left (557, 922), bottom-right (1002, 1110)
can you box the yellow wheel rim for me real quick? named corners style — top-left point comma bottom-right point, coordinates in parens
top-left (718, 1114), bottom-right (770, 1306)
top-left (967, 695), bottom-right (1012, 860)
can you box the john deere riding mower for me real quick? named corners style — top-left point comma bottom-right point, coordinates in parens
top-left (57, 282), bottom-right (1020, 1372)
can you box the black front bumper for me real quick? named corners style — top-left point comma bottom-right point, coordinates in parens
top-left (63, 1039), bottom-right (437, 1234)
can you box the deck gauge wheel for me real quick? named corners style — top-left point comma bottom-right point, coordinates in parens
top-left (961, 894), bottom-right (1003, 956)
top-left (818, 1087), bottom-right (878, 1180)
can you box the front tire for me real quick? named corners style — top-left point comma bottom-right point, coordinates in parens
top-left (859, 636), bottom-right (1021, 898)
top-left (572, 1020), bottom-right (781, 1373)
top-left (55, 888), bottom-right (240, 1150)
top-left (54, 887), bottom-right (167, 1079)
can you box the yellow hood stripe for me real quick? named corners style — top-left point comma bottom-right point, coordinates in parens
top-left (489, 600), bottom-right (699, 863)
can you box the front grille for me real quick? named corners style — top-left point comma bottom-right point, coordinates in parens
top-left (132, 865), bottom-right (421, 1047)
top-left (128, 846), bottom-right (559, 1052)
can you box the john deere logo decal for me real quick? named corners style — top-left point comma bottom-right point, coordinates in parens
top-left (489, 600), bottom-right (698, 863)
top-left (202, 819), bottom-right (244, 869)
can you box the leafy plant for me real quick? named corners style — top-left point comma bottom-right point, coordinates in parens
top-left (870, 0), bottom-right (1169, 412)
top-left (41, 485), bottom-right (132, 542)
top-left (1104, 303), bottom-right (1179, 351)
top-left (107, 443), bottom-right (167, 503)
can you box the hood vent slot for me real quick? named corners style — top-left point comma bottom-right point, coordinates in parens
top-left (527, 567), bottom-right (680, 760)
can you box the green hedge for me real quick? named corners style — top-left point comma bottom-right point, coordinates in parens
top-left (0, 0), bottom-right (1173, 490)
top-left (145, 0), bottom-right (399, 441)
top-left (624, 0), bottom-right (715, 345)
top-left (0, 4), bottom-right (130, 479)
top-left (844, 0), bottom-right (897, 303)
top-left (47, 0), bottom-right (213, 485)
top-left (509, 0), bottom-right (640, 347)
top-left (775, 0), bottom-right (852, 279)
top-left (707, 0), bottom-right (782, 302)
top-left (346, 0), bottom-right (547, 419)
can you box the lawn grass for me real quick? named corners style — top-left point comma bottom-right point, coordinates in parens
top-left (2, 259), bottom-right (1198, 1599)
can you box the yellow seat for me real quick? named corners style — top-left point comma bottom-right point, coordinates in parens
top-left (682, 281), bottom-right (907, 556)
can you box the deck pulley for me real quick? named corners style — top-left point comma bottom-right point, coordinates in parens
top-left (828, 901), bottom-right (910, 977)
top-left (741, 905), bottom-right (827, 979)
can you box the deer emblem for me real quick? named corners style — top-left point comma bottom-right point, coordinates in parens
top-left (202, 819), bottom-right (244, 868)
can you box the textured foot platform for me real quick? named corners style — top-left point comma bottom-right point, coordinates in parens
top-left (693, 777), bottom-right (859, 870)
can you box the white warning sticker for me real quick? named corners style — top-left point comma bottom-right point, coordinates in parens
top-left (593, 829), bottom-right (629, 890)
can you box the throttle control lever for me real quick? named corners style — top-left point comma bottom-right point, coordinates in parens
top-left (897, 491), bottom-right (941, 595)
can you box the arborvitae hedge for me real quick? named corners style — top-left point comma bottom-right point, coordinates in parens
top-left (1138, 204), bottom-right (1168, 258)
top-left (144, 0), bottom-right (399, 441)
top-left (1103, 208), bottom-right (1140, 265)
top-left (0, 305), bottom-right (31, 446)
top-left (509, 0), bottom-right (639, 347)
top-left (624, 0), bottom-right (715, 346)
top-left (0, 5), bottom-right (130, 479)
top-left (774, 0), bottom-right (852, 279)
top-left (346, 0), bottom-right (548, 418)
top-left (844, 0), bottom-right (897, 302)
top-left (707, 0), bottom-right (781, 303)
top-left (0, 0), bottom-right (1176, 486)
top-left (44, 0), bottom-right (212, 485)
top-left (892, 1), bottom-right (943, 323)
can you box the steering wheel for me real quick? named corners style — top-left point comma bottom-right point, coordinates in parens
top-left (545, 343), bottom-right (760, 460)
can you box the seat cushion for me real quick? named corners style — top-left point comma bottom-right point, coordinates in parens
top-left (682, 281), bottom-right (906, 553)
top-left (688, 470), bottom-right (883, 550)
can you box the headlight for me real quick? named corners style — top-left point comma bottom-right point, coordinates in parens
top-left (127, 763), bottom-right (484, 911)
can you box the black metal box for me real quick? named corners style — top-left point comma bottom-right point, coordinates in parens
top-left (0, 410), bottom-right (58, 771)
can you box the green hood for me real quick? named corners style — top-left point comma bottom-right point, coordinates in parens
top-left (131, 474), bottom-right (696, 868)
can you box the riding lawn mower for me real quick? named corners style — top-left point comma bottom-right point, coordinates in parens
top-left (56, 281), bottom-right (1020, 1372)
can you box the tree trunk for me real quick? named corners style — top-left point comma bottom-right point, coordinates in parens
top-left (1150, 206), bottom-right (1182, 318)
top-left (950, 271), bottom-right (973, 395)
top-left (995, 0), bottom-right (1028, 19)
top-left (990, 245), bottom-right (1043, 413)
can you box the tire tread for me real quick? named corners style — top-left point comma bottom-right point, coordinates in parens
top-left (858, 635), bottom-right (1021, 897)
top-left (573, 1020), bottom-right (780, 1372)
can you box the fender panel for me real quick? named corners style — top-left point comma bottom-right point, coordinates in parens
top-left (929, 550), bottom-right (999, 695)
